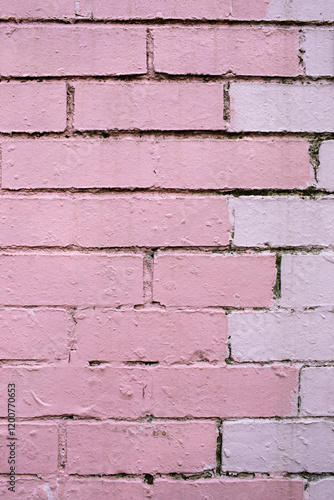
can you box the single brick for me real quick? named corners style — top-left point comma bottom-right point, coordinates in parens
top-left (2, 138), bottom-right (313, 190)
top-left (153, 478), bottom-right (304, 500)
top-left (232, 0), bottom-right (334, 21)
top-left (73, 82), bottom-right (225, 130)
top-left (306, 479), bottom-right (334, 500)
top-left (300, 367), bottom-right (334, 416)
top-left (280, 253), bottom-right (334, 307)
top-left (0, 0), bottom-right (73, 18)
top-left (231, 197), bottom-right (334, 247)
top-left (0, 254), bottom-right (143, 306)
top-left (0, 25), bottom-right (146, 76)
top-left (230, 83), bottom-right (334, 132)
top-left (76, 0), bottom-right (230, 19)
top-left (229, 310), bottom-right (334, 362)
top-left (64, 479), bottom-right (149, 500)
top-left (74, 308), bottom-right (227, 365)
top-left (223, 419), bottom-right (334, 473)
top-left (303, 29), bottom-right (334, 77)
top-left (67, 421), bottom-right (217, 474)
top-left (154, 27), bottom-right (301, 76)
top-left (0, 307), bottom-right (71, 360)
top-left (0, 364), bottom-right (297, 419)
top-left (0, 82), bottom-right (66, 132)
top-left (0, 423), bottom-right (58, 474)
top-left (318, 141), bottom-right (334, 191)
top-left (154, 253), bottom-right (276, 307)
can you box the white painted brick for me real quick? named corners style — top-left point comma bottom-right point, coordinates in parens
top-left (223, 419), bottom-right (334, 473)
top-left (267, 0), bottom-right (334, 21)
top-left (301, 367), bottom-right (334, 416)
top-left (319, 141), bottom-right (334, 191)
top-left (306, 478), bottom-right (334, 500)
top-left (230, 83), bottom-right (334, 132)
top-left (229, 310), bottom-right (334, 362)
top-left (231, 197), bottom-right (334, 247)
top-left (303, 29), bottom-right (334, 77)
top-left (280, 253), bottom-right (334, 307)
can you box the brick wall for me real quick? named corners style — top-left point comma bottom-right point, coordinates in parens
top-left (0, 1), bottom-right (333, 498)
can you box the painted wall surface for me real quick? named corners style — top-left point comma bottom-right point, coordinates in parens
top-left (0, 1), bottom-right (333, 498)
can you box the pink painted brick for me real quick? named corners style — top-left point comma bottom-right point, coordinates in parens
top-left (0, 0), bottom-right (73, 18)
top-left (232, 0), bottom-right (334, 21)
top-left (154, 253), bottom-right (276, 307)
top-left (154, 27), bottom-right (301, 76)
top-left (223, 419), bottom-right (334, 473)
top-left (229, 310), bottom-right (334, 362)
top-left (67, 421), bottom-right (217, 474)
top-left (0, 82), bottom-right (66, 132)
top-left (153, 478), bottom-right (304, 500)
top-left (0, 196), bottom-right (230, 247)
top-left (280, 253), bottom-right (334, 307)
top-left (303, 29), bottom-right (334, 77)
top-left (300, 367), bottom-right (334, 416)
top-left (0, 254), bottom-right (143, 306)
top-left (64, 479), bottom-right (149, 500)
top-left (306, 479), bottom-right (334, 500)
top-left (73, 82), bottom-right (225, 130)
top-left (231, 197), bottom-right (334, 247)
top-left (0, 25), bottom-right (146, 77)
top-left (76, 0), bottom-right (230, 19)
top-left (0, 308), bottom-right (71, 360)
top-left (2, 138), bottom-right (313, 190)
top-left (0, 423), bottom-right (58, 474)
top-left (230, 83), bottom-right (334, 132)
top-left (0, 478), bottom-right (59, 500)
top-left (319, 140), bottom-right (334, 191)
top-left (0, 364), bottom-right (297, 418)
top-left (74, 308), bottom-right (227, 365)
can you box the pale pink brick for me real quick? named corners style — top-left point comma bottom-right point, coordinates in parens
top-left (73, 82), bottom-right (225, 130)
top-left (0, 478), bottom-right (59, 500)
top-left (64, 479), bottom-right (149, 500)
top-left (229, 310), bottom-right (334, 362)
top-left (0, 82), bottom-right (66, 133)
top-left (2, 138), bottom-right (313, 190)
top-left (154, 253), bottom-right (276, 307)
top-left (0, 25), bottom-right (146, 77)
top-left (0, 365), bottom-right (297, 418)
top-left (0, 0), bottom-right (73, 18)
top-left (0, 308), bottom-right (71, 360)
top-left (76, 0), bottom-right (230, 19)
top-left (67, 421), bottom-right (217, 474)
top-left (0, 423), bottom-right (58, 474)
top-left (0, 196), bottom-right (230, 247)
top-left (74, 308), bottom-right (227, 365)
top-left (300, 367), bottom-right (334, 416)
top-left (223, 419), bottom-right (334, 473)
top-left (153, 478), bottom-right (304, 500)
top-left (280, 253), bottom-right (334, 307)
top-left (154, 27), bottom-right (301, 76)
top-left (231, 197), bottom-right (334, 247)
top-left (303, 29), bottom-right (334, 77)
top-left (232, 0), bottom-right (334, 21)
top-left (230, 83), bottom-right (334, 132)
top-left (306, 479), bottom-right (334, 500)
top-left (318, 141), bottom-right (334, 191)
top-left (0, 254), bottom-right (143, 306)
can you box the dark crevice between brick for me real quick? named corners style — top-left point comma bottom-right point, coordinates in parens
top-left (223, 82), bottom-right (230, 122)
top-left (308, 137), bottom-right (322, 182)
top-left (146, 28), bottom-right (155, 78)
top-left (66, 83), bottom-right (75, 133)
top-left (273, 254), bottom-right (282, 299)
top-left (216, 419), bottom-right (223, 476)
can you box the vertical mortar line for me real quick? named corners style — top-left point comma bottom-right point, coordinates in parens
top-left (223, 83), bottom-right (230, 123)
top-left (146, 28), bottom-right (155, 79)
top-left (66, 82), bottom-right (75, 134)
top-left (273, 253), bottom-right (282, 300)
top-left (216, 418), bottom-right (223, 476)
top-left (298, 29), bottom-right (306, 76)
top-left (308, 137), bottom-right (322, 184)
top-left (0, 143), bottom-right (2, 192)
top-left (143, 249), bottom-right (154, 305)
top-left (297, 365), bottom-right (304, 416)
top-left (58, 419), bottom-right (67, 470)
top-left (68, 307), bottom-right (77, 363)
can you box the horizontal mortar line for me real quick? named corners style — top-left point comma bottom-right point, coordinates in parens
top-left (0, 416), bottom-right (221, 422)
top-left (0, 18), bottom-right (334, 27)
top-left (1, 130), bottom-right (334, 139)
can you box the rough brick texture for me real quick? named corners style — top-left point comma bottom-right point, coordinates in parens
top-left (1, 0), bottom-right (332, 498)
